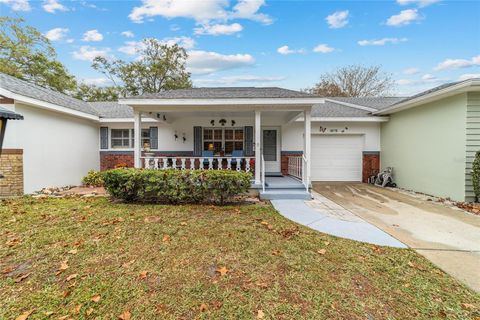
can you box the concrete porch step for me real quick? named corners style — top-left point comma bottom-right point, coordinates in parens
top-left (260, 189), bottom-right (312, 200)
top-left (265, 183), bottom-right (306, 189)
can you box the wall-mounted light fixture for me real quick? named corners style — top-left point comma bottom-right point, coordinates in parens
top-left (231, 120), bottom-right (236, 126)
top-left (210, 120), bottom-right (215, 126)
top-left (174, 130), bottom-right (178, 140)
top-left (182, 133), bottom-right (186, 143)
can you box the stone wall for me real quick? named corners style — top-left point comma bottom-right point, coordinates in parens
top-left (0, 149), bottom-right (23, 197)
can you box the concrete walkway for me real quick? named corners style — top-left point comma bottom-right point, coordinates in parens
top-left (271, 193), bottom-right (406, 248)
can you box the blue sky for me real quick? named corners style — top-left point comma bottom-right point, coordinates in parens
top-left (1, 0), bottom-right (479, 95)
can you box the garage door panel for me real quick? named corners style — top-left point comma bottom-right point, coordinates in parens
top-left (311, 135), bottom-right (363, 182)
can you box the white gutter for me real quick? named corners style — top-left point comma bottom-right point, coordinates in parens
top-left (297, 116), bottom-right (389, 122)
top-left (119, 97), bottom-right (325, 106)
top-left (375, 79), bottom-right (480, 115)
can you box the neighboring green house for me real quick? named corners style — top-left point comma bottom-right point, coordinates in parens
top-left (377, 78), bottom-right (480, 202)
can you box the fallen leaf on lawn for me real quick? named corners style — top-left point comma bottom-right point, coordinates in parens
top-left (271, 249), bottom-right (281, 256)
top-left (121, 260), bottom-right (135, 268)
top-left (257, 310), bottom-right (265, 319)
top-left (74, 304), bottom-right (83, 314)
top-left (260, 221), bottom-right (269, 225)
top-left (44, 311), bottom-right (54, 317)
top-left (317, 249), bottom-right (326, 255)
top-left (91, 294), bottom-right (101, 303)
top-left (56, 260), bottom-right (69, 275)
top-left (461, 303), bottom-right (475, 310)
top-left (162, 234), bottom-right (171, 242)
top-left (6, 237), bottom-right (20, 247)
top-left (15, 309), bottom-right (34, 320)
top-left (156, 304), bottom-right (167, 312)
top-left (407, 261), bottom-right (415, 268)
top-left (118, 310), bottom-right (131, 320)
top-left (2, 265), bottom-right (16, 274)
top-left (57, 316), bottom-right (72, 320)
top-left (403, 283), bottom-right (411, 288)
top-left (256, 281), bottom-right (268, 288)
top-left (139, 271), bottom-right (148, 279)
top-left (216, 266), bottom-right (228, 276)
top-left (67, 249), bottom-right (77, 255)
top-left (180, 222), bottom-right (187, 226)
top-left (323, 241), bottom-right (330, 246)
top-left (66, 274), bottom-right (78, 281)
top-left (199, 303), bottom-right (208, 312)
top-left (62, 290), bottom-right (70, 298)
top-left (14, 273), bottom-right (30, 283)
top-left (86, 308), bottom-right (94, 316)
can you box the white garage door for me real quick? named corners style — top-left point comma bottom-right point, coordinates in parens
top-left (311, 135), bottom-right (364, 181)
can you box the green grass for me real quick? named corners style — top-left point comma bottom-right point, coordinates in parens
top-left (1, 196), bottom-right (479, 319)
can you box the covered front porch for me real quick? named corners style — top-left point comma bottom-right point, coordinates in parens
top-left (117, 90), bottom-right (324, 196)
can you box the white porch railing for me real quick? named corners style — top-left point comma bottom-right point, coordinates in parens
top-left (288, 155), bottom-right (309, 192)
top-left (143, 156), bottom-right (252, 171)
top-left (287, 156), bottom-right (302, 180)
top-left (261, 154), bottom-right (265, 193)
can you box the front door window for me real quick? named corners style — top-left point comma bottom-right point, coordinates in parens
top-left (263, 129), bottom-right (277, 161)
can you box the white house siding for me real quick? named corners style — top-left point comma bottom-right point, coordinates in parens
top-left (3, 102), bottom-right (99, 193)
top-left (282, 121), bottom-right (381, 152)
top-left (465, 92), bottom-right (480, 202)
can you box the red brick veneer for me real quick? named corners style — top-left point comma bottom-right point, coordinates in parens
top-left (100, 152), bottom-right (134, 171)
top-left (362, 152), bottom-right (380, 183)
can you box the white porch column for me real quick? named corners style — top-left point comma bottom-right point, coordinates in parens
top-left (134, 110), bottom-right (142, 168)
top-left (255, 110), bottom-right (261, 185)
top-left (303, 108), bottom-right (311, 187)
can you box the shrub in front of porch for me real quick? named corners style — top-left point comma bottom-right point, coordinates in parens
top-left (102, 168), bottom-right (251, 204)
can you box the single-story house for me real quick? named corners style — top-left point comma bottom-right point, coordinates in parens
top-left (1, 72), bottom-right (479, 202)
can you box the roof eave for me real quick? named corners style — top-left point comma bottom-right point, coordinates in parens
top-left (118, 97), bottom-right (325, 106)
top-left (375, 79), bottom-right (480, 115)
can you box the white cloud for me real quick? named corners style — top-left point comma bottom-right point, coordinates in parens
top-left (72, 46), bottom-right (112, 61)
top-left (458, 74), bottom-right (480, 81)
top-left (386, 9), bottom-right (420, 26)
top-left (396, 73), bottom-right (445, 86)
top-left (325, 10), bottom-right (349, 29)
top-left (66, 38), bottom-right (74, 43)
top-left (0, 0), bottom-right (30, 11)
top-left (434, 55), bottom-right (480, 71)
top-left (276, 45), bottom-right (303, 55)
top-left (230, 0), bottom-right (272, 24)
top-left (358, 37), bottom-right (408, 46)
top-left (82, 29), bottom-right (104, 42)
top-left (121, 31), bottom-right (135, 38)
top-left (80, 77), bottom-right (112, 86)
top-left (42, 0), bottom-right (68, 13)
top-left (187, 50), bottom-right (255, 75)
top-left (195, 75), bottom-right (285, 85)
top-left (403, 67), bottom-right (419, 75)
top-left (128, 0), bottom-right (271, 25)
top-left (45, 27), bottom-right (69, 41)
top-left (397, 0), bottom-right (440, 7)
top-left (194, 23), bottom-right (243, 36)
top-left (118, 37), bottom-right (195, 56)
top-left (313, 44), bottom-right (335, 53)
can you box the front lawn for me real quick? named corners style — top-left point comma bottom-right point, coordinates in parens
top-left (1, 197), bottom-right (479, 319)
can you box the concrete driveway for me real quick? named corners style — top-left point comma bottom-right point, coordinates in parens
top-left (313, 182), bottom-right (480, 293)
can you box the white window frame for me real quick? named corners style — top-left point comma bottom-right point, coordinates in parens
top-left (109, 128), bottom-right (151, 150)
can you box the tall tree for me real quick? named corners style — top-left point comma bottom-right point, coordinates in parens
top-left (308, 65), bottom-right (395, 97)
top-left (0, 17), bottom-right (77, 93)
top-left (73, 84), bottom-right (121, 102)
top-left (92, 38), bottom-right (192, 97)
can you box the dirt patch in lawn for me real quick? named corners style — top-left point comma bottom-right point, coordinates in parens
top-left (1, 196), bottom-right (479, 319)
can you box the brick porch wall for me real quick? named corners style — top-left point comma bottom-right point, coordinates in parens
top-left (0, 149), bottom-right (24, 197)
top-left (362, 152), bottom-right (380, 183)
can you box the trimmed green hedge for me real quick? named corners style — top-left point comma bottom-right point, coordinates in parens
top-left (82, 170), bottom-right (104, 187)
top-left (102, 168), bottom-right (252, 205)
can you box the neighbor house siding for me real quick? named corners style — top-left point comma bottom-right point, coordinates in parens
top-left (381, 93), bottom-right (467, 201)
top-left (465, 92), bottom-right (480, 202)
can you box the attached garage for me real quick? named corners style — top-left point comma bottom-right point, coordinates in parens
top-left (310, 134), bottom-right (364, 182)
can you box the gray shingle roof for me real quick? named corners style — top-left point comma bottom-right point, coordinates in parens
top-left (0, 73), bottom-right (98, 116)
top-left (0, 106), bottom-right (23, 120)
top-left (312, 101), bottom-right (373, 117)
top-left (89, 102), bottom-right (133, 118)
top-left (124, 87), bottom-right (316, 99)
top-left (327, 97), bottom-right (405, 110)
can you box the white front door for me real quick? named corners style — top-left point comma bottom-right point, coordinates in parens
top-left (261, 127), bottom-right (281, 173)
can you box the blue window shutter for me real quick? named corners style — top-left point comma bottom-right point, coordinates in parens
top-left (193, 126), bottom-right (202, 156)
top-left (244, 126), bottom-right (254, 156)
top-left (149, 127), bottom-right (158, 149)
top-left (100, 127), bottom-right (108, 149)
